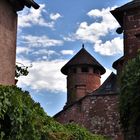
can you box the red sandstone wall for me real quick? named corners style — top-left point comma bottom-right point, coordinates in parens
top-left (55, 94), bottom-right (123, 140)
top-left (67, 71), bottom-right (100, 105)
top-left (0, 0), bottom-right (17, 85)
top-left (124, 8), bottom-right (140, 61)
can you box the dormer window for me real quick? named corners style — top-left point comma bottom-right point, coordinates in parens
top-left (81, 67), bottom-right (89, 73)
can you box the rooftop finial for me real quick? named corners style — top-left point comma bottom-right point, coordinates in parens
top-left (82, 44), bottom-right (84, 48)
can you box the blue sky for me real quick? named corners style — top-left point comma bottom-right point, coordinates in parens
top-left (16, 0), bottom-right (130, 116)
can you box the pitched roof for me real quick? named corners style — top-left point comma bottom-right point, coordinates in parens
top-left (8, 0), bottom-right (40, 11)
top-left (61, 46), bottom-right (106, 75)
top-left (90, 72), bottom-right (118, 95)
top-left (111, 0), bottom-right (140, 27)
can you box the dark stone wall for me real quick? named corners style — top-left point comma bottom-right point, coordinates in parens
top-left (0, 0), bottom-right (17, 85)
top-left (124, 8), bottom-right (140, 61)
top-left (55, 94), bottom-right (124, 140)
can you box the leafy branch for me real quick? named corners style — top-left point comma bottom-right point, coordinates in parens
top-left (15, 62), bottom-right (31, 78)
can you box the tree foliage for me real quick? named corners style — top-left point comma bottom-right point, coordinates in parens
top-left (0, 86), bottom-right (107, 140)
top-left (119, 52), bottom-right (140, 139)
top-left (15, 65), bottom-right (29, 78)
top-left (65, 123), bottom-right (106, 140)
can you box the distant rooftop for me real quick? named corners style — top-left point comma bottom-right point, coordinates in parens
top-left (90, 72), bottom-right (118, 95)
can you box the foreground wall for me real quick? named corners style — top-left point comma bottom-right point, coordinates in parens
top-left (0, 0), bottom-right (17, 85)
top-left (55, 94), bottom-right (123, 140)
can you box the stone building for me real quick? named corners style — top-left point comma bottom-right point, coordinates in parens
top-left (54, 0), bottom-right (140, 140)
top-left (0, 0), bottom-right (39, 85)
top-left (55, 46), bottom-right (122, 140)
top-left (61, 45), bottom-right (106, 107)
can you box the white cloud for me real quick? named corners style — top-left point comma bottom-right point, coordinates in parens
top-left (75, 6), bottom-right (119, 43)
top-left (18, 4), bottom-right (54, 28)
top-left (50, 13), bottom-right (62, 21)
top-left (16, 46), bottom-right (31, 54)
top-left (63, 36), bottom-right (75, 42)
top-left (17, 59), bottom-right (67, 93)
top-left (33, 49), bottom-right (57, 55)
top-left (21, 35), bottom-right (63, 48)
top-left (32, 49), bottom-right (59, 60)
top-left (73, 6), bottom-right (123, 56)
top-left (61, 50), bottom-right (74, 55)
top-left (16, 57), bottom-right (32, 69)
top-left (94, 37), bottom-right (123, 56)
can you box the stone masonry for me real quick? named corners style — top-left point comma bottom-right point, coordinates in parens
top-left (0, 0), bottom-right (39, 85)
top-left (0, 0), bottom-right (17, 85)
top-left (55, 94), bottom-right (123, 140)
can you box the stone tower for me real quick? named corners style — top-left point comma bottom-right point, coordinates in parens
top-left (111, 0), bottom-right (140, 73)
top-left (0, 0), bottom-right (39, 85)
top-left (61, 45), bottom-right (106, 106)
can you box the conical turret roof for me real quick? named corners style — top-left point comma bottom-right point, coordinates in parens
top-left (61, 46), bottom-right (106, 75)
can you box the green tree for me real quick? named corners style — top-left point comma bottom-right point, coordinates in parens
top-left (0, 86), bottom-right (107, 140)
top-left (119, 52), bottom-right (140, 140)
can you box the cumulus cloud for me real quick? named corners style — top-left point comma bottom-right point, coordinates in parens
top-left (17, 59), bottom-right (67, 93)
top-left (16, 46), bottom-right (31, 54)
top-left (18, 4), bottom-right (54, 28)
top-left (32, 49), bottom-right (59, 60)
top-left (75, 6), bottom-right (119, 43)
top-left (50, 13), bottom-right (62, 21)
top-left (33, 49), bottom-right (57, 55)
top-left (63, 36), bottom-right (75, 42)
top-left (21, 35), bottom-right (63, 48)
top-left (94, 37), bottom-right (123, 56)
top-left (61, 50), bottom-right (74, 55)
top-left (73, 6), bottom-right (123, 56)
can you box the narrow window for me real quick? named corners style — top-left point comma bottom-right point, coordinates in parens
top-left (81, 67), bottom-right (89, 73)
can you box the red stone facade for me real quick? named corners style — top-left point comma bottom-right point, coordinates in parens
top-left (55, 94), bottom-right (123, 140)
top-left (123, 8), bottom-right (140, 61)
top-left (67, 66), bottom-right (101, 105)
top-left (112, 1), bottom-right (140, 74)
top-left (0, 0), bottom-right (39, 85)
top-left (0, 0), bottom-right (17, 85)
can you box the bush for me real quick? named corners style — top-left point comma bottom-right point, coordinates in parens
top-left (119, 52), bottom-right (140, 139)
top-left (0, 86), bottom-right (107, 140)
top-left (65, 123), bottom-right (106, 140)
